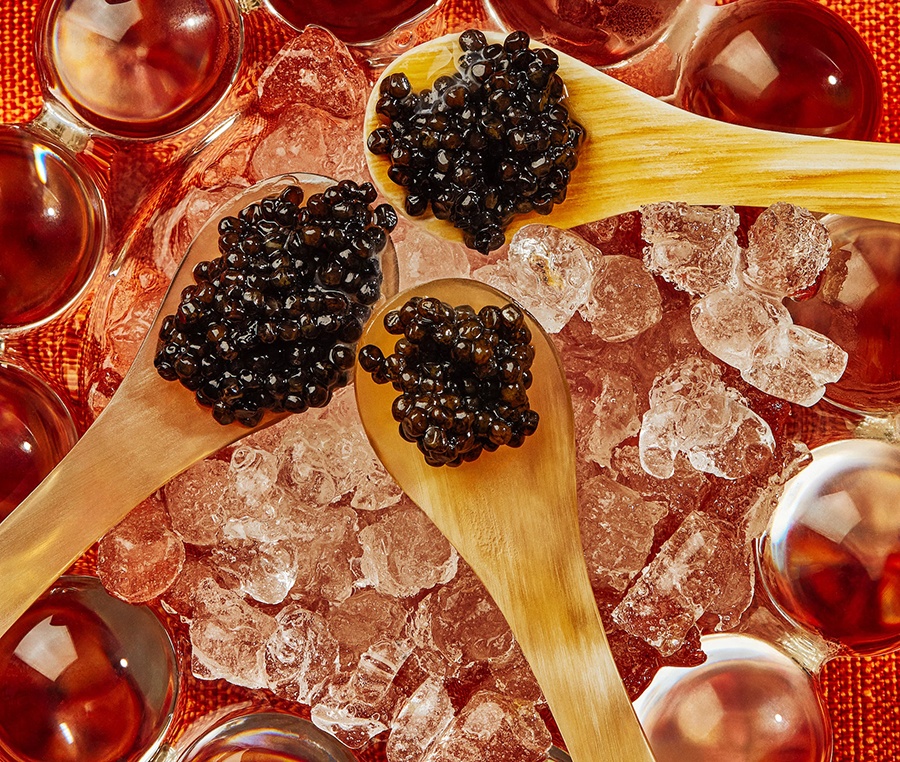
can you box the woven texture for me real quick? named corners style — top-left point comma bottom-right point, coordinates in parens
top-left (1, 0), bottom-right (898, 760)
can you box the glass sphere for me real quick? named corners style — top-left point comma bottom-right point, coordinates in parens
top-left (787, 215), bottom-right (900, 415)
top-left (0, 126), bottom-right (104, 331)
top-left (484, 0), bottom-right (689, 68)
top-left (264, 0), bottom-right (443, 46)
top-left (760, 439), bottom-right (900, 655)
top-left (175, 712), bottom-right (358, 762)
top-left (678, 0), bottom-right (882, 140)
top-left (37, 0), bottom-right (243, 139)
top-left (0, 576), bottom-right (178, 762)
top-left (0, 363), bottom-right (78, 522)
top-left (634, 633), bottom-right (831, 762)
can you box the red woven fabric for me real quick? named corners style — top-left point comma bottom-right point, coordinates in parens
top-left (1, 1), bottom-right (897, 760)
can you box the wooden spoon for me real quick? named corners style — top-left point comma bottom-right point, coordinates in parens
top-left (0, 172), bottom-right (398, 639)
top-left (364, 31), bottom-right (900, 244)
top-left (354, 278), bottom-right (654, 762)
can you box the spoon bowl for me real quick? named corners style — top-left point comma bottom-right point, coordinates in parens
top-left (355, 278), bottom-right (655, 762)
top-left (364, 31), bottom-right (900, 245)
top-left (0, 172), bottom-right (398, 638)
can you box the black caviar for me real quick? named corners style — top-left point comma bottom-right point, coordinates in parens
top-left (367, 29), bottom-right (584, 255)
top-left (358, 296), bottom-right (539, 467)
top-left (154, 181), bottom-right (397, 427)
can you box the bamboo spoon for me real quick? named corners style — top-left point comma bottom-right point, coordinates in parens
top-left (354, 278), bottom-right (655, 762)
top-left (0, 172), bottom-right (397, 639)
top-left (364, 31), bottom-right (900, 244)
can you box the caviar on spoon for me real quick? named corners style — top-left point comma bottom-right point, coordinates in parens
top-left (355, 278), bottom-right (655, 762)
top-left (0, 173), bottom-right (397, 639)
top-left (364, 30), bottom-right (900, 250)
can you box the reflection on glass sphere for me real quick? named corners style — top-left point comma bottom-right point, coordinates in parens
top-left (760, 439), bottom-right (900, 655)
top-left (787, 215), bottom-right (900, 415)
top-left (0, 126), bottom-right (104, 331)
top-left (484, 0), bottom-right (689, 68)
top-left (0, 363), bottom-right (77, 522)
top-left (678, 0), bottom-right (882, 140)
top-left (634, 633), bottom-right (831, 762)
top-left (176, 712), bottom-right (358, 762)
top-left (265, 0), bottom-right (442, 46)
top-left (37, 0), bottom-right (243, 139)
top-left (0, 576), bottom-right (178, 762)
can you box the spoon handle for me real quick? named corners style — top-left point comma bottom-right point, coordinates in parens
top-left (0, 368), bottom-right (246, 638)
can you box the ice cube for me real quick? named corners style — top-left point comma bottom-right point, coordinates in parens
top-left (387, 677), bottom-right (455, 762)
top-left (189, 578), bottom-right (277, 688)
top-left (580, 253), bottom-right (662, 341)
top-left (641, 202), bottom-right (741, 295)
top-left (579, 474), bottom-right (668, 593)
top-left (326, 589), bottom-right (411, 670)
top-left (412, 565), bottom-right (515, 673)
top-left (228, 445), bottom-right (279, 506)
top-left (162, 458), bottom-right (229, 546)
top-left (475, 224), bottom-right (596, 333)
top-left (741, 322), bottom-right (848, 406)
top-left (97, 495), bottom-right (185, 603)
top-left (211, 538), bottom-right (299, 605)
top-left (421, 691), bottom-right (551, 762)
top-left (579, 366), bottom-right (642, 468)
top-left (358, 501), bottom-right (458, 598)
top-left (744, 202), bottom-right (831, 297)
top-left (257, 26), bottom-right (367, 119)
top-left (392, 217), bottom-right (472, 291)
top-left (612, 511), bottom-right (753, 656)
top-left (691, 286), bottom-right (792, 371)
top-left (250, 104), bottom-right (367, 185)
top-left (265, 604), bottom-right (340, 704)
top-left (639, 357), bottom-right (775, 480)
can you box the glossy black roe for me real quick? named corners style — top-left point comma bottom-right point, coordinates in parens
top-left (367, 29), bottom-right (584, 254)
top-left (154, 182), bottom-right (396, 427)
top-left (359, 297), bottom-right (539, 467)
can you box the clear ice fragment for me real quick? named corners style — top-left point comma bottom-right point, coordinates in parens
top-left (476, 224), bottom-right (596, 333)
top-left (387, 677), bottom-right (455, 762)
top-left (741, 322), bottom-right (848, 406)
top-left (613, 511), bottom-right (752, 656)
top-left (639, 357), bottom-right (775, 480)
top-left (265, 604), bottom-right (339, 704)
top-left (690, 287), bottom-right (792, 371)
top-left (162, 458), bottom-right (229, 546)
top-left (580, 253), bottom-right (662, 341)
top-left (641, 202), bottom-right (741, 295)
top-left (745, 202), bottom-right (831, 297)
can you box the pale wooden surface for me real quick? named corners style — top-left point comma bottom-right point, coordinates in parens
top-left (355, 279), bottom-right (655, 762)
top-left (0, 174), bottom-right (349, 639)
top-left (364, 32), bottom-right (900, 243)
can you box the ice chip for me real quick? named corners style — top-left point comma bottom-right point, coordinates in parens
top-left (476, 224), bottom-right (595, 333)
top-left (745, 202), bottom-right (831, 297)
top-left (98, 495), bottom-right (185, 603)
top-left (579, 474), bottom-right (668, 592)
top-left (392, 216), bottom-right (472, 290)
top-left (387, 677), bottom-right (455, 762)
top-left (580, 253), bottom-right (662, 341)
top-left (639, 357), bottom-right (775, 479)
top-left (358, 501), bottom-right (458, 598)
top-left (257, 26), bottom-right (367, 119)
top-left (691, 287), bottom-right (792, 371)
top-left (421, 691), bottom-right (551, 762)
top-left (326, 589), bottom-right (411, 670)
top-left (211, 538), bottom-right (299, 605)
top-left (582, 366), bottom-right (642, 468)
top-left (641, 202), bottom-right (741, 295)
top-left (741, 322), bottom-right (848, 406)
top-left (265, 604), bottom-right (339, 704)
top-left (612, 511), bottom-right (753, 656)
top-left (162, 457), bottom-right (229, 546)
top-left (228, 445), bottom-right (279, 506)
top-left (189, 578), bottom-right (277, 688)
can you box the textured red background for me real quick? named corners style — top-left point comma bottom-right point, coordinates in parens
top-left (0, 0), bottom-right (897, 759)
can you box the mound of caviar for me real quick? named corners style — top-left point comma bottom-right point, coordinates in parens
top-left (367, 29), bottom-right (584, 254)
top-left (358, 297), bottom-right (539, 466)
top-left (154, 181), bottom-right (398, 427)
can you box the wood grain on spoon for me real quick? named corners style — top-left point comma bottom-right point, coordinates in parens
top-left (355, 278), bottom-right (655, 762)
top-left (0, 173), bottom-right (398, 639)
top-left (364, 31), bottom-right (900, 244)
